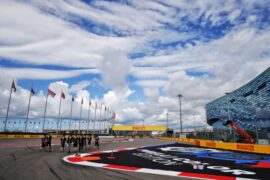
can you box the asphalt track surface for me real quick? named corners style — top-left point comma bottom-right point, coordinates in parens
top-left (0, 138), bottom-right (192, 180)
top-left (1, 138), bottom-right (270, 180)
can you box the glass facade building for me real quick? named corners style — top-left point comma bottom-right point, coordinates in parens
top-left (206, 67), bottom-right (270, 138)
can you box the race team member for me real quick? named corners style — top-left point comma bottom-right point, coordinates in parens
top-left (87, 135), bottom-right (92, 148)
top-left (60, 135), bottom-right (66, 152)
top-left (67, 135), bottom-right (72, 153)
top-left (73, 135), bottom-right (78, 152)
top-left (41, 135), bottom-right (46, 151)
top-left (47, 134), bottom-right (52, 152)
top-left (94, 135), bottom-right (100, 150)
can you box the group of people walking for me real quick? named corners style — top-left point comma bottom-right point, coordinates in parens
top-left (41, 134), bottom-right (99, 153)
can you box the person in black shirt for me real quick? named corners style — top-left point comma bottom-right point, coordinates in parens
top-left (83, 135), bottom-right (87, 149)
top-left (79, 135), bottom-right (84, 152)
top-left (47, 135), bottom-right (52, 152)
top-left (94, 135), bottom-right (99, 150)
top-left (60, 135), bottom-right (66, 152)
top-left (87, 135), bottom-right (92, 149)
top-left (41, 135), bottom-right (46, 151)
top-left (67, 135), bottom-right (72, 153)
top-left (73, 135), bottom-right (78, 152)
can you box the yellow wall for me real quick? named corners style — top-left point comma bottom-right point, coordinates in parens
top-left (197, 139), bottom-right (270, 154)
top-left (112, 125), bottom-right (166, 131)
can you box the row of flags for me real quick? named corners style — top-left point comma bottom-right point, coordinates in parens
top-left (4, 80), bottom-right (116, 132)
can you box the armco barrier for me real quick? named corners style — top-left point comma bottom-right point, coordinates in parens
top-left (156, 137), bottom-right (270, 154)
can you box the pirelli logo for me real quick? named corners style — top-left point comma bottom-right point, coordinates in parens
top-left (132, 126), bottom-right (145, 130)
top-left (237, 144), bottom-right (254, 152)
top-left (206, 142), bottom-right (216, 147)
top-left (112, 125), bottom-right (166, 131)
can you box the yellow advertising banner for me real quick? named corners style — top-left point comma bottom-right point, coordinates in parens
top-left (156, 137), bottom-right (270, 155)
top-left (112, 125), bottom-right (166, 131)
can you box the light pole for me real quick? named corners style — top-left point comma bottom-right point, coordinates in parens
top-left (166, 113), bottom-right (169, 137)
top-left (178, 94), bottom-right (183, 138)
top-left (166, 113), bottom-right (169, 129)
top-left (225, 92), bottom-right (235, 142)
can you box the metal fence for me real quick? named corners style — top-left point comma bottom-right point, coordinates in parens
top-left (0, 116), bottom-right (110, 134)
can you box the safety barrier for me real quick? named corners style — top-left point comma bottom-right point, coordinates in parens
top-left (156, 137), bottom-right (270, 154)
top-left (196, 139), bottom-right (270, 154)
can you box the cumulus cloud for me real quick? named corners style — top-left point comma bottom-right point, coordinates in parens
top-left (70, 81), bottom-right (91, 93)
top-left (98, 50), bottom-right (131, 93)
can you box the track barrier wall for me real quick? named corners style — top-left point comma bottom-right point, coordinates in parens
top-left (157, 137), bottom-right (270, 155)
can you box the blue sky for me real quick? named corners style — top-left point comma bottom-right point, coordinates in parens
top-left (0, 0), bottom-right (270, 130)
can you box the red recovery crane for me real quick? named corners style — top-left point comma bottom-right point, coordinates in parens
top-left (223, 120), bottom-right (255, 144)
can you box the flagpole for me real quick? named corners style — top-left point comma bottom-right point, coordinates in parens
top-left (110, 111), bottom-right (112, 129)
top-left (93, 102), bottom-right (97, 134)
top-left (25, 85), bottom-right (33, 132)
top-left (79, 100), bottom-right (83, 134)
top-left (87, 101), bottom-right (91, 134)
top-left (99, 103), bottom-right (102, 134)
top-left (57, 94), bottom-right (62, 133)
top-left (42, 92), bottom-right (49, 133)
top-left (103, 107), bottom-right (106, 133)
top-left (4, 84), bottom-right (13, 132)
top-left (69, 98), bottom-right (73, 132)
top-left (106, 108), bottom-right (109, 134)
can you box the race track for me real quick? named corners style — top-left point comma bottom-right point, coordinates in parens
top-left (0, 138), bottom-right (191, 180)
top-left (1, 137), bottom-right (269, 180)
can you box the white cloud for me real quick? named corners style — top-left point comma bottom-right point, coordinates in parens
top-left (0, 67), bottom-right (99, 80)
top-left (0, 0), bottom-right (136, 68)
top-left (70, 81), bottom-right (91, 93)
top-left (135, 79), bottom-right (168, 88)
top-left (98, 50), bottom-right (131, 92)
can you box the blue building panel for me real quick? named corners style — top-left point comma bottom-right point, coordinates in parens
top-left (206, 67), bottom-right (270, 132)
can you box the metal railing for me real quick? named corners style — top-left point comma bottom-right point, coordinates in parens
top-left (0, 116), bottom-right (110, 134)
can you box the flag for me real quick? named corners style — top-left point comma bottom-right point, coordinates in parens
top-left (72, 96), bottom-right (74, 102)
top-left (81, 98), bottom-right (83, 104)
top-left (48, 89), bottom-right (56, 97)
top-left (89, 100), bottom-right (91, 106)
top-left (95, 101), bottom-right (97, 108)
top-left (61, 91), bottom-right (65, 99)
top-left (11, 80), bottom-right (16, 92)
top-left (105, 107), bottom-right (107, 111)
top-left (30, 87), bottom-right (35, 95)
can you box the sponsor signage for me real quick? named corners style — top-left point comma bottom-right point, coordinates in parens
top-left (112, 125), bottom-right (166, 131)
top-left (158, 137), bottom-right (270, 155)
top-left (133, 148), bottom-right (256, 175)
top-left (237, 144), bottom-right (254, 152)
top-left (205, 142), bottom-right (216, 148)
